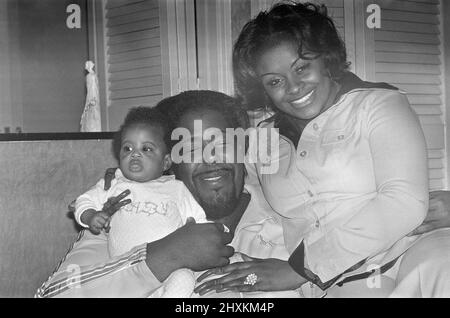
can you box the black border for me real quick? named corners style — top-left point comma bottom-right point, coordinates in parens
top-left (0, 132), bottom-right (115, 141)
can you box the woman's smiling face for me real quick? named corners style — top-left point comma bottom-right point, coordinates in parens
top-left (256, 41), bottom-right (339, 121)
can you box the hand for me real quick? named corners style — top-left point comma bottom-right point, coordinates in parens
top-left (88, 211), bottom-right (111, 235)
top-left (104, 167), bottom-right (118, 190)
top-left (68, 199), bottom-right (76, 214)
top-left (145, 218), bottom-right (234, 282)
top-left (409, 191), bottom-right (450, 236)
top-left (194, 254), bottom-right (306, 295)
top-left (101, 189), bottom-right (131, 217)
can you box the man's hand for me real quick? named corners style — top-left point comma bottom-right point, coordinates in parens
top-left (145, 218), bottom-right (234, 282)
top-left (409, 190), bottom-right (450, 236)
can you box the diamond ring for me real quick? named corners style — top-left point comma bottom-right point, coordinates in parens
top-left (243, 273), bottom-right (258, 286)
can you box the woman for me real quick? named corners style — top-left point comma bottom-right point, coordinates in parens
top-left (195, 2), bottom-right (450, 297)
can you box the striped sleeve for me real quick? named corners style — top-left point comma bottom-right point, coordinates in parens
top-left (35, 230), bottom-right (162, 298)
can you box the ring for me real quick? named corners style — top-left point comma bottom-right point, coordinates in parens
top-left (243, 273), bottom-right (258, 286)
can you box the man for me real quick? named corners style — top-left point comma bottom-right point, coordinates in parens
top-left (35, 90), bottom-right (294, 298)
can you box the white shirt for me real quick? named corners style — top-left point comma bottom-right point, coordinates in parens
top-left (75, 170), bottom-right (206, 256)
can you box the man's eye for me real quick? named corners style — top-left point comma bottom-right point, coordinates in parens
top-left (123, 145), bottom-right (132, 152)
top-left (143, 146), bottom-right (154, 152)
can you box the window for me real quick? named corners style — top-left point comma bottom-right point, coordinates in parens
top-left (90, 0), bottom-right (234, 130)
top-left (371, 0), bottom-right (445, 190)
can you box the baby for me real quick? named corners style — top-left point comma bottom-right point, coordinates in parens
top-left (74, 107), bottom-right (207, 297)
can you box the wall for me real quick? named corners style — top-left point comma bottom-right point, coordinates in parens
top-left (4, 0), bottom-right (89, 133)
top-left (231, 0), bottom-right (251, 44)
top-left (0, 0), bottom-right (21, 132)
top-left (0, 138), bottom-right (117, 297)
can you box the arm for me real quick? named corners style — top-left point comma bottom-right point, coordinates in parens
top-left (75, 178), bottom-right (131, 233)
top-left (74, 179), bottom-right (106, 228)
top-left (289, 92), bottom-right (429, 286)
top-left (35, 230), bottom-right (161, 298)
top-left (36, 221), bottom-right (235, 297)
top-left (410, 190), bottom-right (450, 235)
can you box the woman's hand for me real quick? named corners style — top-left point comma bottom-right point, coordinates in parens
top-left (409, 191), bottom-right (450, 236)
top-left (194, 254), bottom-right (306, 295)
top-left (145, 218), bottom-right (234, 282)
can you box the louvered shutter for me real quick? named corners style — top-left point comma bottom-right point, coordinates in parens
top-left (372, 0), bottom-right (444, 190)
top-left (103, 0), bottom-right (163, 130)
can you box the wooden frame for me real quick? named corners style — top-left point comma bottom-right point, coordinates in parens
top-left (159, 0), bottom-right (179, 96)
top-left (196, 0), bottom-right (233, 95)
top-left (353, 0), bottom-right (375, 81)
top-left (0, 0), bottom-right (23, 133)
top-left (442, 0), bottom-right (450, 189)
top-left (160, 0), bottom-right (198, 95)
top-left (343, 0), bottom-right (356, 73)
top-left (87, 0), bottom-right (109, 130)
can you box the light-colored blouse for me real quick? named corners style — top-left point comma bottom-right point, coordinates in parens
top-left (247, 86), bottom-right (429, 283)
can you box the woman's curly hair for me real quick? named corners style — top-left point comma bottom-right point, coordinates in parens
top-left (233, 1), bottom-right (350, 112)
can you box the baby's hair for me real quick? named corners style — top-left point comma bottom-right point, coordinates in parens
top-left (233, 1), bottom-right (350, 111)
top-left (112, 107), bottom-right (171, 161)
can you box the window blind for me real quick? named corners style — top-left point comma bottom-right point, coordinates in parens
top-left (372, 0), bottom-right (444, 190)
top-left (104, 0), bottom-right (163, 130)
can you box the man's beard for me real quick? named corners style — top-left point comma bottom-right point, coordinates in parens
top-left (197, 189), bottom-right (240, 220)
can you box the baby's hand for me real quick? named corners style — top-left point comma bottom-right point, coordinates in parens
top-left (88, 211), bottom-right (111, 235)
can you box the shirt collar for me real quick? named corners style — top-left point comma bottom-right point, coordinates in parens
top-left (115, 168), bottom-right (175, 183)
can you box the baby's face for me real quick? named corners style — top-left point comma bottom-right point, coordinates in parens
top-left (119, 124), bottom-right (171, 182)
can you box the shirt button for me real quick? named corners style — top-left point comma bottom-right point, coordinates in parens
top-left (337, 134), bottom-right (345, 140)
top-left (315, 220), bottom-right (320, 228)
top-left (299, 150), bottom-right (307, 157)
top-left (307, 190), bottom-right (314, 197)
top-left (313, 123), bottom-right (319, 130)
